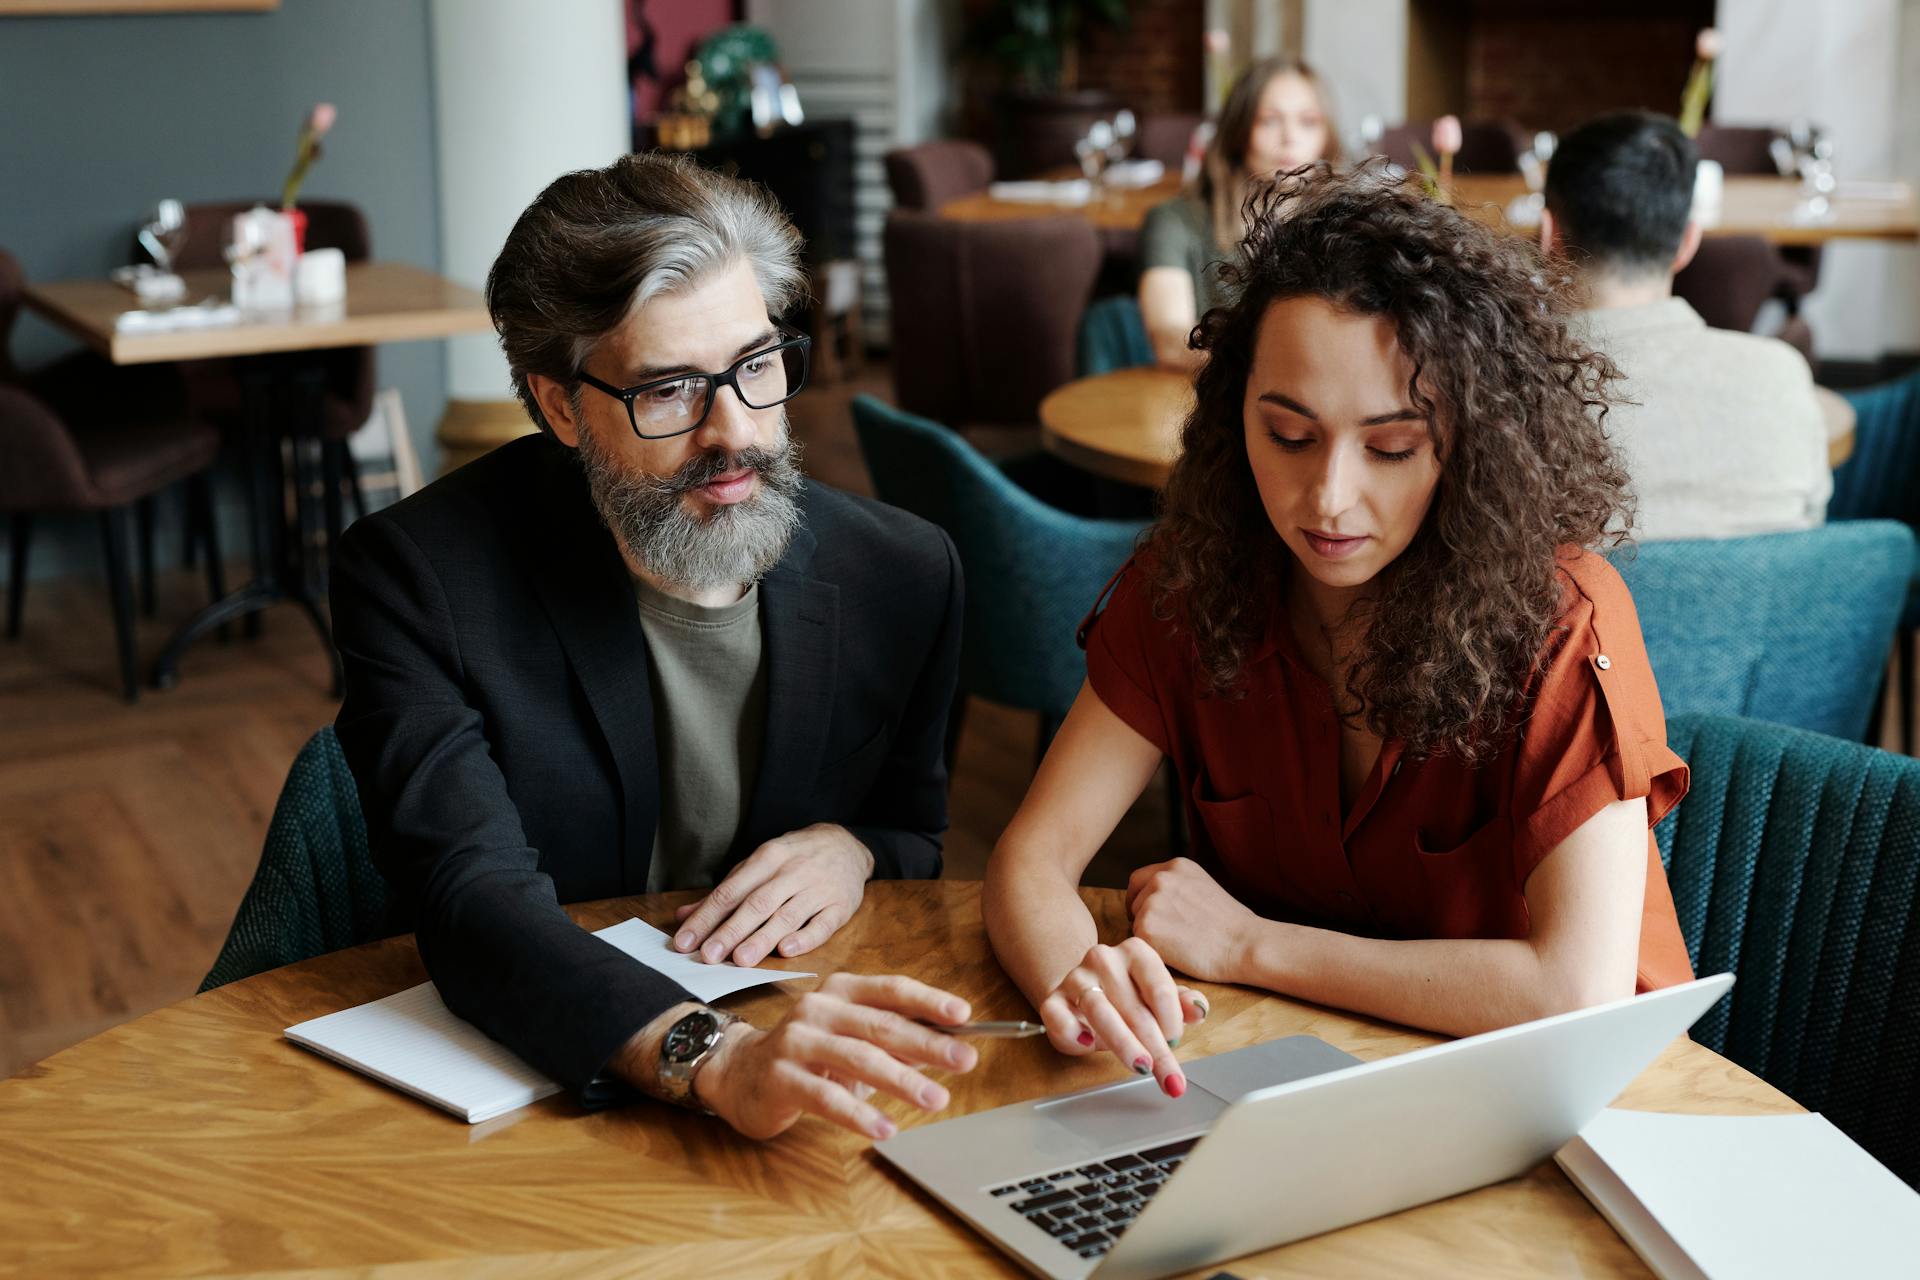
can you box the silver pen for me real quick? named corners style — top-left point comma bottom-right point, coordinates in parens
top-left (917, 1020), bottom-right (1048, 1038)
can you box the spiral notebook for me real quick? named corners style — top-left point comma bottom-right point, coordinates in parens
top-left (284, 918), bottom-right (811, 1123)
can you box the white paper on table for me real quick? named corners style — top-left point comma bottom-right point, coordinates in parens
top-left (1555, 1108), bottom-right (1920, 1280)
top-left (987, 179), bottom-right (1092, 205)
top-left (1103, 159), bottom-right (1165, 188)
top-left (285, 917), bottom-right (813, 1123)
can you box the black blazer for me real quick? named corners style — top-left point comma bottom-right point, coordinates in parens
top-left (330, 433), bottom-right (962, 1105)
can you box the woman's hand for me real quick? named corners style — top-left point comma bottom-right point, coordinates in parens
top-left (692, 974), bottom-right (977, 1142)
top-left (1127, 857), bottom-right (1261, 984)
top-left (1034, 938), bottom-right (1209, 1098)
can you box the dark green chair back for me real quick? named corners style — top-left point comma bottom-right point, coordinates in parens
top-left (851, 394), bottom-right (1147, 716)
top-left (1608, 523), bottom-right (1915, 742)
top-left (1658, 713), bottom-right (1920, 1186)
top-left (199, 726), bottom-right (387, 991)
top-left (1077, 295), bottom-right (1154, 376)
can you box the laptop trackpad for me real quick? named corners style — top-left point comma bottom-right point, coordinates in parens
top-left (1033, 1076), bottom-right (1229, 1149)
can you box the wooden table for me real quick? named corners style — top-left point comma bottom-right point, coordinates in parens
top-left (21, 262), bottom-right (493, 691)
top-left (1042, 367), bottom-right (1858, 488)
top-left (939, 175), bottom-right (1184, 240)
top-left (23, 261), bottom-right (491, 365)
top-left (941, 173), bottom-right (1917, 246)
top-left (0, 881), bottom-right (1796, 1278)
top-left (1451, 174), bottom-right (1920, 247)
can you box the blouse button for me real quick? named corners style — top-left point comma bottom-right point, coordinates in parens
top-left (1595, 654), bottom-right (1612, 670)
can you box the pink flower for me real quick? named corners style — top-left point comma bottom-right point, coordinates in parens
top-left (306, 102), bottom-right (337, 138)
top-left (1203, 28), bottom-right (1230, 56)
top-left (1695, 28), bottom-right (1722, 60)
top-left (1431, 114), bottom-right (1463, 156)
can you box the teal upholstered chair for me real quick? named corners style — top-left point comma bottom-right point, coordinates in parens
top-left (1831, 370), bottom-right (1920, 750)
top-left (1608, 522), bottom-right (1915, 743)
top-left (852, 394), bottom-right (1147, 738)
top-left (200, 726), bottom-right (387, 991)
top-left (1077, 295), bottom-right (1154, 376)
top-left (1658, 714), bottom-right (1920, 1187)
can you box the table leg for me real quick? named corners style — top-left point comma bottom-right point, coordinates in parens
top-left (151, 355), bottom-right (344, 695)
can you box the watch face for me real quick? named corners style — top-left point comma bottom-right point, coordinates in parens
top-left (664, 1012), bottom-right (719, 1064)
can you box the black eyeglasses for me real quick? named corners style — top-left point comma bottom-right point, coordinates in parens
top-left (574, 331), bottom-right (812, 440)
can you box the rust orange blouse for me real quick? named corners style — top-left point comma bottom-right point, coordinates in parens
top-left (1080, 547), bottom-right (1694, 992)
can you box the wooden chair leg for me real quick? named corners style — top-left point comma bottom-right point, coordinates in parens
top-left (99, 507), bottom-right (140, 702)
top-left (7, 512), bottom-right (32, 640)
top-left (189, 471), bottom-right (229, 639)
top-left (136, 494), bottom-right (157, 618)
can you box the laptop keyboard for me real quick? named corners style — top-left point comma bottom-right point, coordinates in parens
top-left (986, 1135), bottom-right (1200, 1260)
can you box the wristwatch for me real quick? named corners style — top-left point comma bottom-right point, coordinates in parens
top-left (656, 1007), bottom-right (743, 1112)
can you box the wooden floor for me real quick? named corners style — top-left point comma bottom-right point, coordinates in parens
top-left (0, 366), bottom-right (1174, 1080)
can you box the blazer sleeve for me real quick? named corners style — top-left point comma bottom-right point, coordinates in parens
top-left (330, 512), bottom-right (693, 1108)
top-left (844, 527), bottom-right (964, 880)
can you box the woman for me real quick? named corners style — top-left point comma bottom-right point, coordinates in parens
top-left (985, 164), bottom-right (1694, 1101)
top-left (1139, 57), bottom-right (1342, 372)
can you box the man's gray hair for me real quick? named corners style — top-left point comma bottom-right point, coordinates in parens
top-left (487, 151), bottom-right (807, 433)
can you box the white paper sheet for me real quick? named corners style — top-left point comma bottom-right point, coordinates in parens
top-left (285, 918), bottom-right (812, 1123)
top-left (1556, 1108), bottom-right (1920, 1279)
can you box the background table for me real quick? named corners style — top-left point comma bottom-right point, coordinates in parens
top-left (939, 174), bottom-right (1183, 238)
top-left (1042, 367), bottom-right (1858, 488)
top-left (1451, 174), bottom-right (1920, 247)
top-left (0, 881), bottom-right (1795, 1278)
top-left (940, 173), bottom-right (1917, 246)
top-left (21, 262), bottom-right (492, 690)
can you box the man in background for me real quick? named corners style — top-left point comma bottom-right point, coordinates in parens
top-left (1543, 111), bottom-right (1831, 539)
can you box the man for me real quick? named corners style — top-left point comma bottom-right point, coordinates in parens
top-left (331, 153), bottom-right (975, 1142)
top-left (1542, 111), bottom-right (1832, 540)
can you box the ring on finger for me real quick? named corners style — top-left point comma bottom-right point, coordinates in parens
top-left (1071, 982), bottom-right (1106, 1010)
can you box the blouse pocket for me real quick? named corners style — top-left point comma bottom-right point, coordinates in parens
top-left (1411, 817), bottom-right (1529, 940)
top-left (1188, 772), bottom-right (1275, 880)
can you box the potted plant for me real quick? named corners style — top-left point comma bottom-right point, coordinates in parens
top-left (965, 0), bottom-right (1134, 178)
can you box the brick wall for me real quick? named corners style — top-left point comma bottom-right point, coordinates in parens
top-left (1446, 0), bottom-right (1714, 134)
top-left (1076, 0), bottom-right (1204, 114)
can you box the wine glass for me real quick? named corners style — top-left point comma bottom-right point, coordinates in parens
top-left (138, 199), bottom-right (187, 274)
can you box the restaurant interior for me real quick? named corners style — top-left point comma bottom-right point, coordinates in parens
top-left (3, 0), bottom-right (1919, 1273)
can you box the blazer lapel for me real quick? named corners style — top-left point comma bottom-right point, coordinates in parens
top-left (527, 448), bottom-right (660, 890)
top-left (741, 520), bottom-right (840, 853)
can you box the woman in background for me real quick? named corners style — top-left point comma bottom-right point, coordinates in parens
top-left (1139, 57), bottom-right (1343, 371)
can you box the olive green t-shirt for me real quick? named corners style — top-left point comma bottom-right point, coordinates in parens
top-left (632, 575), bottom-right (769, 893)
top-left (1140, 192), bottom-right (1234, 315)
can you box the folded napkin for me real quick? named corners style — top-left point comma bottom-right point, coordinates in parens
top-left (988, 179), bottom-right (1093, 205)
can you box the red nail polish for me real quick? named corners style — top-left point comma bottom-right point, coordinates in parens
top-left (1165, 1074), bottom-right (1186, 1099)
top-left (1077, 1029), bottom-right (1095, 1047)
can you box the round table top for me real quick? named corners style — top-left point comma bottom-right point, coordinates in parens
top-left (938, 175), bottom-right (1184, 234)
top-left (0, 880), bottom-right (1794, 1278)
top-left (1041, 368), bottom-right (1857, 487)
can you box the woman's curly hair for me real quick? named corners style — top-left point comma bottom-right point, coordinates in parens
top-left (1151, 160), bottom-right (1633, 764)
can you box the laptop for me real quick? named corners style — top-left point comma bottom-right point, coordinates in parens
top-left (877, 972), bottom-right (1734, 1280)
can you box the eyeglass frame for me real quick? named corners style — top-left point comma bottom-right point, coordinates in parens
top-left (572, 329), bottom-right (813, 440)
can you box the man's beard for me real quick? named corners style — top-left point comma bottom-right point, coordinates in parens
top-left (576, 417), bottom-right (806, 593)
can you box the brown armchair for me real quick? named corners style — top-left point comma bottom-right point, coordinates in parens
top-left (2, 250), bottom-right (224, 701)
top-left (1374, 119), bottom-right (1531, 173)
top-left (884, 141), bottom-right (995, 211)
top-left (882, 211), bottom-right (1102, 430)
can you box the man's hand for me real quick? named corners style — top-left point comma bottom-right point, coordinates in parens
top-left (672, 824), bottom-right (874, 966)
top-left (1126, 857), bottom-right (1261, 983)
top-left (694, 974), bottom-right (977, 1141)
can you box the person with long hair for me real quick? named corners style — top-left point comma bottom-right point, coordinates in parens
top-left (986, 163), bottom-right (1694, 1100)
top-left (1139, 57), bottom-right (1342, 371)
